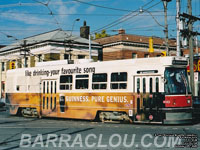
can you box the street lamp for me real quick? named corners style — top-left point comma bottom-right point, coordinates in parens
top-left (70, 18), bottom-right (80, 36)
top-left (64, 19), bottom-right (80, 61)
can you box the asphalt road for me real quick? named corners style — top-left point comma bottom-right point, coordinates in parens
top-left (0, 110), bottom-right (199, 150)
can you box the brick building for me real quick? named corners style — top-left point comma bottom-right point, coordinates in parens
top-left (94, 29), bottom-right (177, 61)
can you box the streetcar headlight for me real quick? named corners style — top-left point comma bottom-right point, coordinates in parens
top-left (187, 100), bottom-right (191, 104)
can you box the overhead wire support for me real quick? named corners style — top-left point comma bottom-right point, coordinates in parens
top-left (32, 0), bottom-right (61, 29)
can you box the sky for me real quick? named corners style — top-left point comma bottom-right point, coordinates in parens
top-left (0, 0), bottom-right (199, 45)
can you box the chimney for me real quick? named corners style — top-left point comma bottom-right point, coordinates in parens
top-left (118, 29), bottom-right (125, 34)
top-left (80, 21), bottom-right (90, 39)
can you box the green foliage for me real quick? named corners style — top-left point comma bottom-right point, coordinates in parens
top-left (95, 30), bottom-right (109, 39)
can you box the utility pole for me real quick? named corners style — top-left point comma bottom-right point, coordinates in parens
top-left (162, 0), bottom-right (171, 56)
top-left (176, 0), bottom-right (181, 56)
top-left (89, 34), bottom-right (91, 60)
top-left (179, 0), bottom-right (200, 96)
top-left (196, 35), bottom-right (199, 54)
top-left (20, 40), bottom-right (29, 68)
top-left (188, 0), bottom-right (195, 95)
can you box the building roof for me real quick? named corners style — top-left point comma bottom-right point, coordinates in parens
top-left (0, 29), bottom-right (100, 53)
top-left (94, 32), bottom-right (176, 47)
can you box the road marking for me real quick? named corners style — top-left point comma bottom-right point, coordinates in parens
top-left (197, 128), bottom-right (200, 130)
top-left (173, 128), bottom-right (178, 130)
top-left (136, 127), bottom-right (140, 129)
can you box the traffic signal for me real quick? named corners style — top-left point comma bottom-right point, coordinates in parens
top-left (10, 61), bottom-right (15, 69)
top-left (161, 51), bottom-right (166, 57)
top-left (148, 37), bottom-right (154, 53)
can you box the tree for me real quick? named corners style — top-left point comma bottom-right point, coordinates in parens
top-left (95, 30), bottom-right (109, 39)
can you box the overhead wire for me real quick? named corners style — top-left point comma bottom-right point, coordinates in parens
top-left (91, 0), bottom-right (160, 34)
top-left (72, 0), bottom-right (137, 12)
top-left (1, 0), bottom-right (172, 46)
top-left (32, 0), bottom-right (61, 29)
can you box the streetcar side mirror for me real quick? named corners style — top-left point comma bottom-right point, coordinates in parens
top-left (161, 77), bottom-right (167, 84)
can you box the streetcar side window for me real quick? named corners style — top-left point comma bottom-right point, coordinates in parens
top-left (51, 81), bottom-right (53, 94)
top-left (156, 77), bottom-right (159, 92)
top-left (137, 78), bottom-right (140, 93)
top-left (47, 81), bottom-right (49, 93)
top-left (43, 82), bottom-right (45, 93)
top-left (92, 73), bottom-right (107, 89)
top-left (54, 97), bottom-right (56, 110)
top-left (43, 96), bottom-right (45, 109)
top-left (54, 81), bottom-right (57, 93)
top-left (50, 97), bottom-right (53, 110)
top-left (76, 75), bottom-right (89, 89)
top-left (46, 97), bottom-right (49, 109)
top-left (16, 85), bottom-right (20, 91)
top-left (143, 78), bottom-right (146, 93)
top-left (60, 75), bottom-right (73, 90)
top-left (149, 78), bottom-right (153, 94)
top-left (111, 72), bottom-right (127, 89)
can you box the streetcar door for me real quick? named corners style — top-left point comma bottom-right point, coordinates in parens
top-left (134, 76), bottom-right (161, 121)
top-left (59, 95), bottom-right (65, 113)
top-left (41, 80), bottom-right (57, 116)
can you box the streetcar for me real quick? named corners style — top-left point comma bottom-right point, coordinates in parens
top-left (5, 56), bottom-right (192, 124)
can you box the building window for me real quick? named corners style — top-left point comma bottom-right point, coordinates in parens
top-left (64, 54), bottom-right (69, 60)
top-left (132, 53), bottom-right (137, 59)
top-left (78, 55), bottom-right (85, 59)
top-left (92, 73), bottom-right (107, 89)
top-left (1, 62), bottom-right (5, 71)
top-left (60, 75), bottom-right (73, 90)
top-left (25, 57), bottom-right (28, 68)
top-left (38, 54), bottom-right (42, 62)
top-left (75, 75), bottom-right (89, 89)
top-left (144, 54), bottom-right (149, 58)
top-left (111, 72), bottom-right (127, 89)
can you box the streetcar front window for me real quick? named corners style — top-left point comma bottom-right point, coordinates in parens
top-left (164, 68), bottom-right (191, 95)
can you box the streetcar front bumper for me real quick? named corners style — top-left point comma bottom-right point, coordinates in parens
top-left (161, 107), bottom-right (193, 124)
